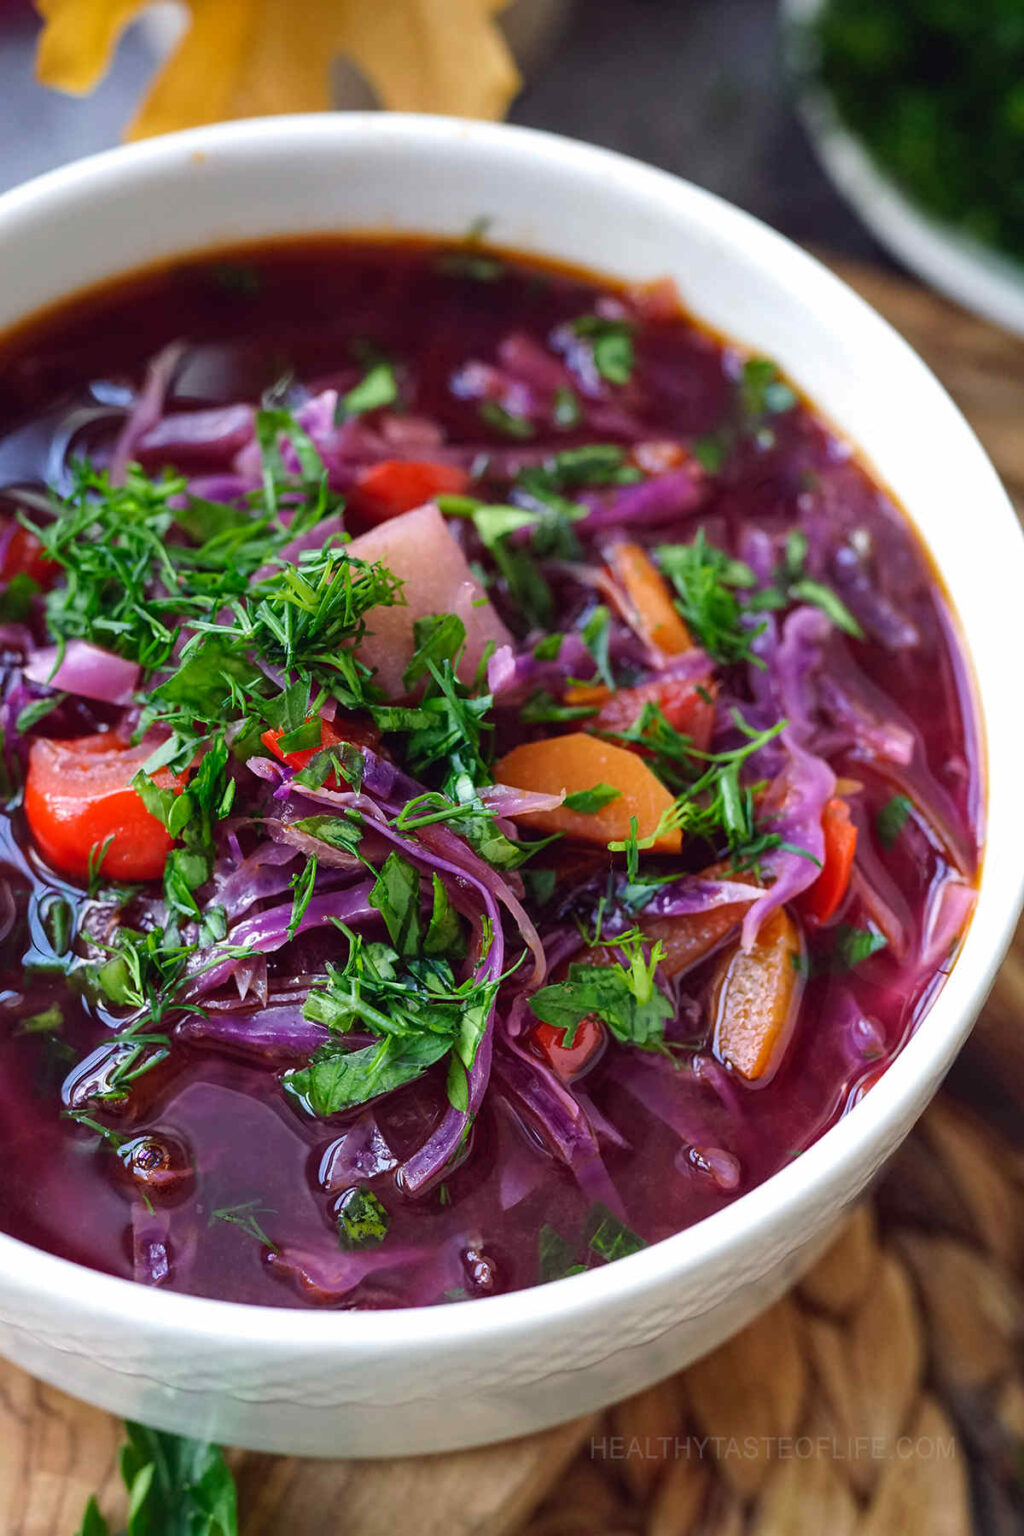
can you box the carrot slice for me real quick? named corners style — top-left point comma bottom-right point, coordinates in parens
top-left (609, 542), bottom-right (693, 655)
top-left (710, 908), bottom-right (805, 1083)
top-left (564, 682), bottom-right (612, 709)
top-left (637, 859), bottom-right (760, 978)
top-left (796, 797), bottom-right (857, 926)
top-left (494, 733), bottom-right (680, 851)
top-left (644, 902), bottom-right (749, 979)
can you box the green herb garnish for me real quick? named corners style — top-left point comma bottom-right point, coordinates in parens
top-left (587, 1203), bottom-right (647, 1262)
top-left (876, 793), bottom-right (913, 848)
top-left (337, 1185), bottom-right (390, 1249)
top-left (210, 1200), bottom-right (278, 1252)
top-left (830, 924), bottom-right (888, 971)
top-left (656, 531), bottom-right (760, 665)
top-left (479, 400), bottom-right (535, 439)
top-left (284, 923), bottom-right (496, 1118)
top-left (562, 783), bottom-right (623, 815)
top-left (530, 929), bottom-right (673, 1051)
top-left (741, 357), bottom-right (797, 417)
top-left (75, 1421), bottom-right (237, 1536)
top-left (570, 315), bottom-right (635, 385)
top-left (340, 360), bottom-right (398, 418)
top-left (538, 1223), bottom-right (586, 1282)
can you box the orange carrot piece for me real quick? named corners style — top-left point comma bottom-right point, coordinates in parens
top-left (643, 903), bottom-right (748, 979)
top-left (564, 682), bottom-right (613, 709)
top-left (638, 859), bottom-right (759, 978)
top-left (494, 733), bottom-right (681, 852)
top-left (796, 797), bottom-right (857, 926)
top-left (610, 542), bottom-right (693, 655)
top-left (710, 908), bottom-right (805, 1083)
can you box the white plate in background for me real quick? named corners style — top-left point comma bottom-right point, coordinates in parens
top-left (781, 0), bottom-right (1024, 337)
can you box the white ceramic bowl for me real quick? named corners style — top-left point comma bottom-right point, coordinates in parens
top-left (0, 115), bottom-right (1021, 1459)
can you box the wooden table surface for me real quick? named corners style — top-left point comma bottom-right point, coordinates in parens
top-left (2, 255), bottom-right (1023, 1536)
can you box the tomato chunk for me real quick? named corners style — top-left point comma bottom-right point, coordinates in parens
top-left (1, 524), bottom-right (57, 588)
top-left (796, 797), bottom-right (857, 926)
top-left (261, 714), bottom-right (379, 774)
top-left (591, 675), bottom-right (716, 754)
top-left (532, 1016), bottom-right (606, 1081)
top-left (24, 735), bottom-right (183, 881)
top-left (349, 461), bottom-right (470, 526)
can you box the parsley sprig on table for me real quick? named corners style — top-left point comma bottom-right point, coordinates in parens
top-left (76, 1422), bottom-right (237, 1536)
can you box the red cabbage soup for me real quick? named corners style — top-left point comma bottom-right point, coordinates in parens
top-left (0, 238), bottom-right (981, 1309)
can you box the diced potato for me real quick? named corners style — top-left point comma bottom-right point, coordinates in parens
top-left (347, 504), bottom-right (512, 698)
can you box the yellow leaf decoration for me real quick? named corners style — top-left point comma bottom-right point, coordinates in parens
top-left (35, 0), bottom-right (522, 140)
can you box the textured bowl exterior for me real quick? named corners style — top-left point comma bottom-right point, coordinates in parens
top-left (0, 115), bottom-right (1021, 1458)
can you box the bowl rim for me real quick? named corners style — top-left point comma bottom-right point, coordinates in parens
top-left (0, 110), bottom-right (1020, 1352)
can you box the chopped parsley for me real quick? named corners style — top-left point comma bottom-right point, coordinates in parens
top-left (691, 432), bottom-right (728, 474)
top-left (570, 315), bottom-right (635, 385)
top-left (538, 1223), bottom-right (585, 1282)
top-left (368, 851), bottom-right (423, 955)
top-left (479, 400), bottom-right (535, 439)
top-left (210, 1200), bottom-right (278, 1251)
top-left (522, 444), bottom-right (638, 491)
top-left (286, 854), bottom-right (319, 942)
top-left (741, 357), bottom-right (797, 417)
top-left (562, 783), bottom-right (622, 815)
top-left (336, 1185), bottom-right (390, 1249)
top-left (441, 497), bottom-right (554, 630)
top-left (284, 920), bottom-right (497, 1118)
top-left (553, 385), bottom-right (582, 427)
top-left (15, 692), bottom-right (67, 735)
top-left (580, 604), bottom-right (617, 691)
top-left (530, 929), bottom-right (673, 1051)
top-left (657, 531), bottom-right (761, 665)
top-left (745, 530), bottom-right (863, 639)
top-left (522, 867), bottom-right (558, 907)
top-left (17, 1003), bottom-right (64, 1035)
top-left (519, 690), bottom-right (599, 725)
top-left (533, 631), bottom-right (564, 661)
top-left (587, 1203), bottom-right (647, 1262)
top-left (601, 706), bottom-right (794, 870)
top-left (831, 924), bottom-right (888, 970)
top-left (657, 525), bottom-right (862, 663)
top-left (876, 793), bottom-right (913, 848)
top-left (339, 360), bottom-right (398, 418)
